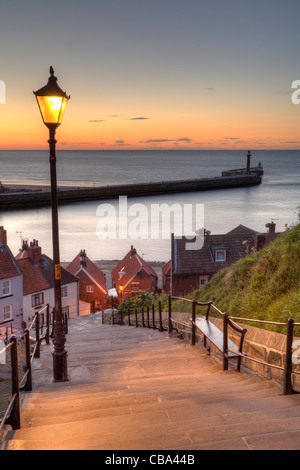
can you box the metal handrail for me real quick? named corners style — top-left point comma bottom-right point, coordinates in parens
top-left (0, 303), bottom-right (63, 433)
top-left (113, 294), bottom-right (299, 396)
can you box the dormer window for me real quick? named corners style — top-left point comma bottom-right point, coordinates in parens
top-left (215, 249), bottom-right (226, 262)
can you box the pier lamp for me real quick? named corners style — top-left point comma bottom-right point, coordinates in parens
top-left (33, 67), bottom-right (70, 382)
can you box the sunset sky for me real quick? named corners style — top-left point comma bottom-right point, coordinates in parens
top-left (1, 0), bottom-right (300, 150)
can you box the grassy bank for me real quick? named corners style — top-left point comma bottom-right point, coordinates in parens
top-left (172, 222), bottom-right (300, 333)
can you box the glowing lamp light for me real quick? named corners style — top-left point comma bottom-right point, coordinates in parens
top-left (33, 66), bottom-right (70, 129)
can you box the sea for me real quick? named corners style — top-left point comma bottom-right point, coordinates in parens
top-left (0, 150), bottom-right (299, 263)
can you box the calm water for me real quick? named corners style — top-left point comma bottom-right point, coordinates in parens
top-left (0, 150), bottom-right (299, 262)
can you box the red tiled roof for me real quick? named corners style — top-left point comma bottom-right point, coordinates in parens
top-left (16, 258), bottom-right (49, 295)
top-left (112, 247), bottom-right (157, 292)
top-left (67, 252), bottom-right (107, 294)
top-left (16, 250), bottom-right (79, 296)
top-left (0, 243), bottom-right (22, 280)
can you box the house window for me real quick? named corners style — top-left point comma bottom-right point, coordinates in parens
top-left (86, 285), bottom-right (95, 293)
top-left (2, 280), bottom-right (11, 296)
top-left (215, 250), bottom-right (226, 262)
top-left (199, 276), bottom-right (209, 287)
top-left (61, 285), bottom-right (68, 298)
top-left (3, 305), bottom-right (12, 321)
top-left (131, 282), bottom-right (139, 291)
top-left (32, 292), bottom-right (44, 308)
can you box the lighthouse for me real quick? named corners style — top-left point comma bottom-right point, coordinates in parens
top-left (246, 150), bottom-right (251, 174)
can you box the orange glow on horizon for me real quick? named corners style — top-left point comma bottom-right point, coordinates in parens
top-left (1, 91), bottom-right (300, 151)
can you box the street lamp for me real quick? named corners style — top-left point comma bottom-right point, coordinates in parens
top-left (33, 67), bottom-right (70, 382)
top-left (119, 284), bottom-right (124, 304)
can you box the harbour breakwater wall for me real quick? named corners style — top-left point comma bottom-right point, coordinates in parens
top-left (0, 174), bottom-right (261, 210)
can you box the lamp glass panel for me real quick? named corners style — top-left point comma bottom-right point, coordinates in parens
top-left (36, 96), bottom-right (68, 125)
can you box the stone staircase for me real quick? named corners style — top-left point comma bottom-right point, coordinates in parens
top-left (1, 313), bottom-right (300, 450)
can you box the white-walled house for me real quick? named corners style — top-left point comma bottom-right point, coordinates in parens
top-left (15, 240), bottom-right (79, 322)
top-left (0, 227), bottom-right (23, 334)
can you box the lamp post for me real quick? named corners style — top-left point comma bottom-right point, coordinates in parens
top-left (33, 67), bottom-right (70, 382)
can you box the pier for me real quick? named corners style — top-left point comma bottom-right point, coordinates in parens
top-left (0, 173), bottom-right (262, 210)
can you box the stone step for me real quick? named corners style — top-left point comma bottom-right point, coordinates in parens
top-left (18, 384), bottom-right (282, 428)
top-left (3, 314), bottom-right (298, 450)
top-left (22, 373), bottom-right (274, 405)
top-left (4, 405), bottom-right (300, 450)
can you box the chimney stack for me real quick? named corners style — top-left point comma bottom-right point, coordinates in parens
top-left (0, 226), bottom-right (7, 246)
top-left (27, 239), bottom-right (42, 266)
top-left (265, 222), bottom-right (276, 234)
top-left (79, 249), bottom-right (87, 267)
top-left (130, 245), bottom-right (137, 257)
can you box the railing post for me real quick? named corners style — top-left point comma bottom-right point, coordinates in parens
top-left (142, 308), bottom-right (145, 327)
top-left (111, 310), bottom-right (114, 325)
top-left (191, 300), bottom-right (196, 346)
top-left (34, 313), bottom-right (40, 359)
top-left (128, 308), bottom-right (131, 326)
top-left (135, 308), bottom-right (138, 328)
top-left (284, 318), bottom-right (295, 395)
top-left (120, 308), bottom-right (123, 326)
top-left (64, 311), bottom-right (68, 335)
top-left (152, 304), bottom-right (157, 329)
top-left (223, 312), bottom-right (229, 371)
top-left (168, 295), bottom-right (172, 334)
top-left (23, 329), bottom-right (32, 392)
top-left (147, 306), bottom-right (151, 328)
top-left (205, 302), bottom-right (212, 321)
top-left (8, 336), bottom-right (21, 430)
top-left (158, 301), bottom-right (164, 332)
top-left (45, 304), bottom-right (50, 344)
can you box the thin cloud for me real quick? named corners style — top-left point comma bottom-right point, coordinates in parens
top-left (89, 119), bottom-right (105, 123)
top-left (140, 139), bottom-right (171, 143)
top-left (129, 117), bottom-right (150, 120)
top-left (176, 138), bottom-right (193, 142)
top-left (140, 137), bottom-right (193, 144)
top-left (114, 139), bottom-right (129, 146)
top-left (61, 141), bottom-right (91, 145)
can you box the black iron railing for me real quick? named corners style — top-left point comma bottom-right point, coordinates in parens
top-left (104, 294), bottom-right (300, 396)
top-left (0, 304), bottom-right (68, 433)
top-left (103, 300), bottom-right (170, 333)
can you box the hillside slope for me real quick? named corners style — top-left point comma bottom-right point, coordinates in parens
top-left (173, 222), bottom-right (300, 332)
